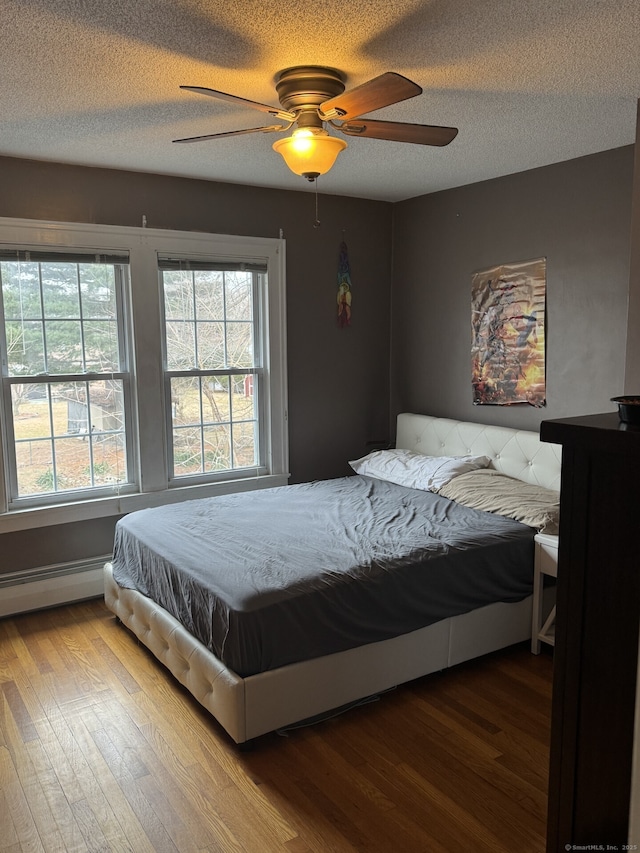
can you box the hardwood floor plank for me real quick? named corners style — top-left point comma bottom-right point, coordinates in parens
top-left (283, 838), bottom-right (315, 853)
top-left (0, 681), bottom-right (39, 743)
top-left (0, 751), bottom-right (21, 851)
top-left (90, 635), bottom-right (141, 694)
top-left (127, 735), bottom-right (229, 848)
top-left (136, 772), bottom-right (203, 853)
top-left (24, 737), bottom-right (87, 848)
top-left (0, 601), bottom-right (552, 852)
top-left (292, 772), bottom-right (385, 853)
top-left (69, 798), bottom-right (112, 853)
top-left (33, 709), bottom-right (90, 806)
top-left (70, 707), bottom-right (157, 852)
top-left (91, 726), bottom-right (179, 852)
top-left (46, 708), bottom-right (133, 847)
top-left (130, 689), bottom-right (235, 791)
top-left (92, 703), bottom-right (152, 780)
top-left (409, 691), bottom-right (505, 760)
top-left (4, 735), bottom-right (62, 853)
top-left (173, 760), bottom-right (248, 851)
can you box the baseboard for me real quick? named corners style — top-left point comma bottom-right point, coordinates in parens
top-left (0, 556), bottom-right (110, 617)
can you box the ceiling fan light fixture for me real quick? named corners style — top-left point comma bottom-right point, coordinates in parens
top-left (272, 128), bottom-right (347, 181)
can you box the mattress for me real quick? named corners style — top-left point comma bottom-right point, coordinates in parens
top-left (111, 475), bottom-right (535, 677)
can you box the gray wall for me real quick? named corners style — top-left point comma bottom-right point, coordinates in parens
top-left (0, 157), bottom-right (393, 572)
top-left (626, 105), bottom-right (640, 391)
top-left (390, 146), bottom-right (634, 433)
top-left (0, 144), bottom-right (636, 574)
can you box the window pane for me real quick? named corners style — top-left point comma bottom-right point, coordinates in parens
top-left (2, 258), bottom-right (126, 379)
top-left (14, 384), bottom-right (58, 495)
top-left (92, 435), bottom-right (127, 486)
top-left (13, 383), bottom-right (54, 437)
top-left (171, 376), bottom-right (202, 427)
top-left (16, 439), bottom-right (54, 496)
top-left (225, 272), bottom-right (252, 321)
top-left (54, 436), bottom-right (92, 491)
top-left (11, 382), bottom-right (47, 425)
top-left (195, 271), bottom-right (224, 320)
top-left (83, 320), bottom-right (120, 372)
top-left (5, 320), bottom-right (45, 375)
top-left (226, 322), bottom-right (254, 367)
top-left (203, 375), bottom-right (230, 425)
top-left (45, 320), bottom-right (84, 373)
top-left (197, 321), bottom-right (225, 370)
top-left (88, 380), bottom-right (125, 438)
top-left (166, 320), bottom-right (196, 370)
top-left (204, 425), bottom-right (231, 472)
top-left (232, 421), bottom-right (257, 468)
top-left (11, 380), bottom-right (128, 497)
top-left (42, 263), bottom-right (81, 318)
top-left (163, 271), bottom-right (194, 320)
top-left (173, 427), bottom-right (202, 475)
top-left (1, 261), bottom-right (42, 319)
top-left (79, 264), bottom-right (117, 319)
top-left (232, 377), bottom-right (255, 422)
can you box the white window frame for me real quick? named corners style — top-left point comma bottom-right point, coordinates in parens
top-left (158, 258), bottom-right (269, 486)
top-left (0, 252), bottom-right (136, 509)
top-left (0, 217), bottom-right (288, 534)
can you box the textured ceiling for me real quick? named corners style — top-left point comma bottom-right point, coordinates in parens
top-left (3, 0), bottom-right (640, 202)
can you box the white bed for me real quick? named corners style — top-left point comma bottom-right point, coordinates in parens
top-left (104, 412), bottom-right (561, 744)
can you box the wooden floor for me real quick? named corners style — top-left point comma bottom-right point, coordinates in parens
top-left (0, 599), bottom-right (553, 853)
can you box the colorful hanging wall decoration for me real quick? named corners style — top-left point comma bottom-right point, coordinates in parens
top-left (471, 257), bottom-right (546, 407)
top-left (337, 240), bottom-right (352, 327)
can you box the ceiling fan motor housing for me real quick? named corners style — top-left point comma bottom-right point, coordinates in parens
top-left (275, 66), bottom-right (346, 113)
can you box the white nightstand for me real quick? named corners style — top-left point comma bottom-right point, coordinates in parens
top-left (531, 532), bottom-right (559, 654)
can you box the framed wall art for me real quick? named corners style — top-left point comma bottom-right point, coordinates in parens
top-left (471, 257), bottom-right (546, 407)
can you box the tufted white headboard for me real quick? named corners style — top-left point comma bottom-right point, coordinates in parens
top-left (395, 413), bottom-right (562, 492)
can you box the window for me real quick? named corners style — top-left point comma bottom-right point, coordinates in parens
top-left (160, 260), bottom-right (265, 481)
top-left (0, 218), bottom-right (288, 530)
top-left (0, 251), bottom-right (132, 506)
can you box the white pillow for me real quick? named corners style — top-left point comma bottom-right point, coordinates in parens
top-left (349, 448), bottom-right (492, 493)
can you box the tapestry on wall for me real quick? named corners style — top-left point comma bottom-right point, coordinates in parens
top-left (471, 257), bottom-right (546, 407)
top-left (337, 240), bottom-right (352, 327)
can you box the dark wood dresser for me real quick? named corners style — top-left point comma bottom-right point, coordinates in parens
top-left (540, 412), bottom-right (640, 850)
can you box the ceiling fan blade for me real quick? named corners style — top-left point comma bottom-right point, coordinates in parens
top-left (180, 86), bottom-right (296, 121)
top-left (173, 125), bottom-right (285, 143)
top-left (319, 72), bottom-right (421, 120)
top-left (339, 118), bottom-right (458, 146)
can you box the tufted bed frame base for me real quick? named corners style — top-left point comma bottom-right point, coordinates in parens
top-left (104, 413), bottom-right (562, 744)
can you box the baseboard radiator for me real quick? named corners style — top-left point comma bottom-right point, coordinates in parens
top-left (0, 556), bottom-right (110, 617)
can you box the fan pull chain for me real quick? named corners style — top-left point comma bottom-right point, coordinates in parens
top-left (313, 178), bottom-right (321, 228)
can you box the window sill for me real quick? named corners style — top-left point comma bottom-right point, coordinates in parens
top-left (0, 474), bottom-right (290, 534)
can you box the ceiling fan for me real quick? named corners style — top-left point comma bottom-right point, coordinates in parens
top-left (173, 66), bottom-right (458, 181)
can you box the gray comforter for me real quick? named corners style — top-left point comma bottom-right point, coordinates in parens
top-left (111, 475), bottom-right (535, 676)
